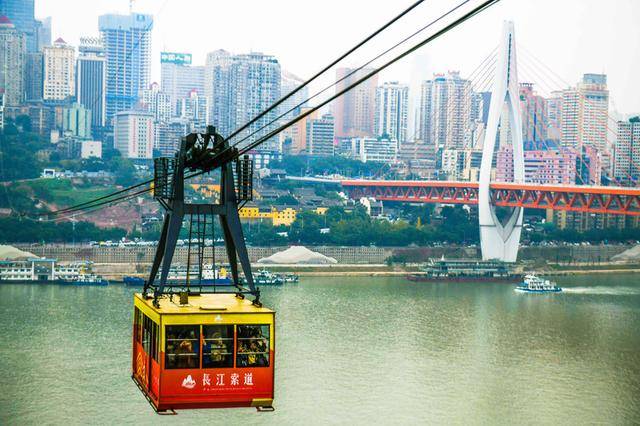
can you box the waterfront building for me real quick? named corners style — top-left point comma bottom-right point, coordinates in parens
top-left (306, 113), bottom-right (335, 156)
top-left (334, 67), bottom-right (378, 138)
top-left (43, 38), bottom-right (75, 101)
top-left (613, 120), bottom-right (640, 184)
top-left (160, 52), bottom-right (204, 115)
top-left (114, 111), bottom-right (154, 159)
top-left (420, 71), bottom-right (472, 150)
top-left (76, 36), bottom-right (106, 130)
top-left (375, 81), bottom-right (409, 144)
top-left (0, 15), bottom-right (25, 106)
top-left (99, 13), bottom-right (153, 125)
top-left (62, 103), bottom-right (92, 139)
top-left (440, 148), bottom-right (483, 181)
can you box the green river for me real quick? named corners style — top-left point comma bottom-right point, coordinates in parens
top-left (1, 274), bottom-right (639, 424)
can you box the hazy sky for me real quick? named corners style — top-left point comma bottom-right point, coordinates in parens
top-left (35, 0), bottom-right (640, 116)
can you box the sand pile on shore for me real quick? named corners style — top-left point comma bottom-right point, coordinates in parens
top-left (611, 245), bottom-right (640, 262)
top-left (0, 245), bottom-right (37, 260)
top-left (258, 246), bottom-right (337, 264)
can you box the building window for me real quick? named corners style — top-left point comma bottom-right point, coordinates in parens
top-left (142, 314), bottom-right (159, 361)
top-left (165, 325), bottom-right (200, 369)
top-left (236, 325), bottom-right (270, 368)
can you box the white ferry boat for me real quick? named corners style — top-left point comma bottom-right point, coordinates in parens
top-left (0, 258), bottom-right (108, 286)
top-left (515, 274), bottom-right (562, 293)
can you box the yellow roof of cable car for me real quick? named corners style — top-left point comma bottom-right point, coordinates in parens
top-left (134, 293), bottom-right (274, 315)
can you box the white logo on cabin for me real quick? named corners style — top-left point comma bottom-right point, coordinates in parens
top-left (182, 375), bottom-right (196, 389)
top-left (215, 314), bottom-right (222, 321)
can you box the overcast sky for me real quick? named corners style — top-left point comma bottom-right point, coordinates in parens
top-left (36, 0), bottom-right (640, 117)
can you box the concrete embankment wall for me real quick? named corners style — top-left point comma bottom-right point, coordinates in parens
top-left (16, 244), bottom-right (633, 265)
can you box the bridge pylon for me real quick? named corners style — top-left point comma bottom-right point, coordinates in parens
top-left (479, 21), bottom-right (524, 262)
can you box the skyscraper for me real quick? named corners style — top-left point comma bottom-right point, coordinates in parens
top-left (141, 82), bottom-right (172, 123)
top-left (0, 15), bottom-right (25, 106)
top-left (0, 0), bottom-right (38, 52)
top-left (614, 120), bottom-right (640, 184)
top-left (204, 51), bottom-right (281, 151)
top-left (99, 13), bottom-right (153, 125)
top-left (280, 70), bottom-right (309, 121)
top-left (420, 71), bottom-right (472, 150)
top-left (43, 38), bottom-right (75, 101)
top-left (561, 74), bottom-right (609, 152)
top-left (519, 83), bottom-right (547, 143)
top-left (25, 52), bottom-right (43, 101)
top-left (334, 67), bottom-right (377, 138)
top-left (178, 89), bottom-right (208, 132)
top-left (160, 52), bottom-right (204, 115)
top-left (374, 81), bottom-right (409, 144)
top-left (76, 36), bottom-right (106, 129)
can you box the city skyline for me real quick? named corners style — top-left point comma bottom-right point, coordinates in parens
top-left (33, 0), bottom-right (640, 116)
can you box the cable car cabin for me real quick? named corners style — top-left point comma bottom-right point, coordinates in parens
top-left (131, 293), bottom-right (275, 412)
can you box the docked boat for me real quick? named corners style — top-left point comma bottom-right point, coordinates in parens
top-left (240, 269), bottom-right (285, 286)
top-left (407, 258), bottom-right (521, 283)
top-left (0, 258), bottom-right (108, 285)
top-left (283, 273), bottom-right (299, 283)
top-left (124, 264), bottom-right (232, 287)
top-left (515, 274), bottom-right (562, 293)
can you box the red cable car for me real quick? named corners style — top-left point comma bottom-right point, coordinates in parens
top-left (132, 293), bottom-right (275, 412)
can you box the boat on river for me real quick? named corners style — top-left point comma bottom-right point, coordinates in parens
top-left (0, 258), bottom-right (108, 285)
top-left (407, 258), bottom-right (521, 283)
top-left (124, 264), bottom-right (232, 287)
top-left (515, 274), bottom-right (562, 293)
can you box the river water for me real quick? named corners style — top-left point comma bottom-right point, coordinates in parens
top-left (1, 274), bottom-right (639, 425)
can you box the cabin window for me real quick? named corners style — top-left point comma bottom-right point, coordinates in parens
top-left (142, 315), bottom-right (159, 361)
top-left (165, 325), bottom-right (200, 369)
top-left (236, 325), bottom-right (270, 368)
top-left (202, 325), bottom-right (234, 368)
top-left (134, 307), bottom-right (142, 344)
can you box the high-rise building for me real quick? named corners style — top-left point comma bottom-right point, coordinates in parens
top-left (519, 83), bottom-right (546, 143)
top-left (205, 49), bottom-right (232, 135)
top-left (25, 52), bottom-right (43, 101)
top-left (282, 106), bottom-right (316, 155)
top-left (178, 89), bottom-right (208, 132)
top-left (99, 13), bottom-right (153, 125)
top-left (0, 15), bottom-right (25, 106)
top-left (420, 71), bottom-right (472, 150)
top-left (349, 136), bottom-right (398, 163)
top-left (0, 91), bottom-right (4, 129)
top-left (43, 38), bottom-right (75, 101)
top-left (306, 113), bottom-right (334, 156)
top-left (334, 67), bottom-right (377, 138)
top-left (62, 103), bottom-right (92, 138)
top-left (160, 52), bottom-right (204, 115)
top-left (545, 91), bottom-right (563, 141)
top-left (280, 70), bottom-right (308, 121)
top-left (0, 0), bottom-right (38, 52)
top-left (204, 51), bottom-right (281, 151)
top-left (561, 74), bottom-right (609, 152)
top-left (154, 119), bottom-right (189, 157)
top-left (141, 82), bottom-right (171, 122)
top-left (614, 120), bottom-right (640, 184)
top-left (37, 16), bottom-right (51, 50)
top-left (374, 81), bottom-right (409, 144)
top-left (114, 110), bottom-right (154, 159)
top-left (76, 36), bottom-right (106, 130)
